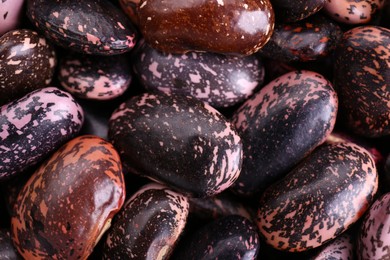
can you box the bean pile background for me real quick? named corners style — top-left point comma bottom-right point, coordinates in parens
top-left (1, 0), bottom-right (390, 259)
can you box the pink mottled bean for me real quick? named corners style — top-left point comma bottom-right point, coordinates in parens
top-left (109, 92), bottom-right (242, 197)
top-left (358, 192), bottom-right (390, 260)
top-left (0, 87), bottom-right (84, 180)
top-left (257, 142), bottom-right (378, 252)
top-left (103, 183), bottom-right (189, 259)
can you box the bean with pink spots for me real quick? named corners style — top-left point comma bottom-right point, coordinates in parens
top-left (108, 92), bottom-right (242, 197)
top-left (26, 0), bottom-right (137, 55)
top-left (11, 135), bottom-right (125, 260)
top-left (103, 183), bottom-right (189, 260)
top-left (257, 142), bottom-right (378, 252)
top-left (58, 51), bottom-right (132, 100)
top-left (133, 43), bottom-right (264, 108)
top-left (0, 29), bottom-right (57, 105)
top-left (312, 233), bottom-right (354, 260)
top-left (0, 87), bottom-right (84, 180)
top-left (358, 192), bottom-right (390, 260)
top-left (334, 26), bottom-right (390, 137)
top-left (231, 70), bottom-right (338, 196)
top-left (323, 0), bottom-right (384, 24)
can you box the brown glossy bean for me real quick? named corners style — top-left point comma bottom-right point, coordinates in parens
top-left (134, 0), bottom-right (274, 55)
top-left (11, 135), bottom-right (126, 260)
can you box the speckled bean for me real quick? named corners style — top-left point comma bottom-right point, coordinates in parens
top-left (103, 183), bottom-right (189, 259)
top-left (334, 26), bottom-right (390, 137)
top-left (312, 233), bottom-right (354, 260)
top-left (133, 43), bottom-right (264, 108)
top-left (0, 87), bottom-right (84, 180)
top-left (11, 135), bottom-right (126, 260)
top-left (0, 29), bottom-right (57, 105)
top-left (1, 1), bottom-right (390, 259)
top-left (323, 0), bottom-right (384, 24)
top-left (58, 51), bottom-right (132, 100)
top-left (26, 0), bottom-right (138, 55)
top-left (108, 92), bottom-right (242, 197)
top-left (231, 70), bottom-right (338, 196)
top-left (257, 142), bottom-right (378, 252)
top-left (358, 192), bottom-right (390, 260)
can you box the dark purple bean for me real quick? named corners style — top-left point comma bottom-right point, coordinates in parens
top-left (58, 52), bottom-right (132, 100)
top-left (0, 229), bottom-right (21, 260)
top-left (27, 0), bottom-right (138, 55)
top-left (109, 92), bottom-right (242, 197)
top-left (0, 87), bottom-right (84, 180)
top-left (0, 29), bottom-right (57, 105)
top-left (189, 192), bottom-right (252, 220)
top-left (103, 183), bottom-right (189, 260)
top-left (133, 43), bottom-right (264, 108)
top-left (257, 142), bottom-right (378, 252)
top-left (119, 0), bottom-right (139, 26)
top-left (231, 70), bottom-right (338, 196)
top-left (259, 14), bottom-right (342, 62)
top-left (334, 26), bottom-right (390, 137)
top-left (270, 0), bottom-right (325, 22)
top-left (172, 215), bottom-right (260, 260)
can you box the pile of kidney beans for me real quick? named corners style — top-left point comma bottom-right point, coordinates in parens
top-left (1, 0), bottom-right (390, 259)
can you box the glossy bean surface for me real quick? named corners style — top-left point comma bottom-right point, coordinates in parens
top-left (103, 183), bottom-right (189, 260)
top-left (58, 52), bottom-right (132, 100)
top-left (173, 215), bottom-right (260, 259)
top-left (0, 29), bottom-right (57, 105)
top-left (135, 0), bottom-right (274, 55)
top-left (11, 135), bottom-right (126, 260)
top-left (334, 26), bottom-right (390, 137)
top-left (257, 142), bottom-right (378, 252)
top-left (0, 87), bottom-right (83, 180)
top-left (0, 0), bottom-right (24, 36)
top-left (109, 92), bottom-right (242, 197)
top-left (231, 70), bottom-right (338, 196)
top-left (133, 43), bottom-right (264, 107)
top-left (358, 192), bottom-right (390, 260)
top-left (27, 0), bottom-right (137, 55)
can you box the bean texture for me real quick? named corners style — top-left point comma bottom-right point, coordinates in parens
top-left (11, 135), bottom-right (126, 260)
top-left (109, 92), bottom-right (242, 197)
top-left (257, 142), bottom-right (378, 252)
top-left (0, 87), bottom-right (83, 180)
